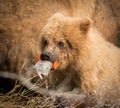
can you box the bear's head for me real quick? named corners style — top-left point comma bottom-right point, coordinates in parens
top-left (39, 13), bottom-right (91, 70)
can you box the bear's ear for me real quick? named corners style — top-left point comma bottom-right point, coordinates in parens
top-left (79, 19), bottom-right (91, 33)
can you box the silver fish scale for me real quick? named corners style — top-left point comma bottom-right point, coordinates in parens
top-left (34, 61), bottom-right (52, 79)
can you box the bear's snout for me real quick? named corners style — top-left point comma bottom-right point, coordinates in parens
top-left (41, 51), bottom-right (50, 61)
top-left (40, 51), bottom-right (58, 63)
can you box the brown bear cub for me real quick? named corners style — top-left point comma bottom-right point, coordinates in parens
top-left (39, 13), bottom-right (120, 99)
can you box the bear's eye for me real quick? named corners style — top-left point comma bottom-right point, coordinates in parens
top-left (42, 38), bottom-right (48, 47)
top-left (57, 41), bottom-right (64, 49)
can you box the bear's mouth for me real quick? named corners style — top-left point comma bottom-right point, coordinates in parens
top-left (34, 58), bottom-right (59, 79)
top-left (43, 60), bottom-right (59, 70)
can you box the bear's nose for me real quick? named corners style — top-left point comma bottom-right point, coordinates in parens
top-left (40, 51), bottom-right (58, 63)
top-left (40, 52), bottom-right (50, 61)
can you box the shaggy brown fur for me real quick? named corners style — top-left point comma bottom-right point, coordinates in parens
top-left (0, 0), bottom-right (120, 93)
top-left (0, 0), bottom-right (120, 73)
top-left (39, 13), bottom-right (120, 100)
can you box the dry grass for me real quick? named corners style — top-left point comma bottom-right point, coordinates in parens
top-left (0, 71), bottom-right (120, 108)
top-left (0, 78), bottom-right (62, 108)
